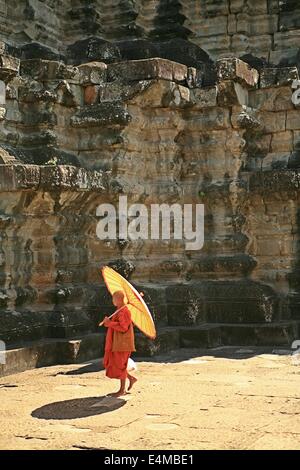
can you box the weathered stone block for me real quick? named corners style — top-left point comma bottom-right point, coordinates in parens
top-left (267, 0), bottom-right (280, 13)
top-left (190, 86), bottom-right (217, 108)
top-left (48, 309), bottom-right (94, 338)
top-left (249, 35), bottom-right (273, 54)
top-left (187, 107), bottom-right (231, 130)
top-left (192, 16), bottom-right (228, 38)
top-left (56, 81), bottom-right (82, 107)
top-left (67, 37), bottom-right (121, 65)
top-left (217, 80), bottom-right (248, 106)
top-left (39, 165), bottom-right (106, 191)
top-left (189, 254), bottom-right (257, 276)
top-left (260, 67), bottom-right (299, 88)
top-left (70, 102), bottom-right (131, 128)
top-left (179, 325), bottom-right (222, 348)
top-left (228, 14), bottom-right (237, 34)
top-left (84, 85), bottom-right (99, 105)
top-left (249, 87), bottom-right (294, 111)
top-left (262, 151), bottom-right (291, 169)
top-left (269, 48), bottom-right (299, 67)
top-left (198, 35), bottom-right (231, 58)
top-left (77, 62), bottom-right (107, 85)
top-left (231, 106), bottom-right (261, 129)
top-left (0, 107), bottom-right (6, 120)
top-left (230, 0), bottom-right (268, 14)
top-left (279, 8), bottom-right (300, 31)
top-left (217, 58), bottom-right (259, 88)
top-left (194, 0), bottom-right (229, 17)
top-left (186, 67), bottom-right (204, 88)
top-left (165, 284), bottom-right (207, 326)
top-left (231, 33), bottom-right (249, 53)
top-left (274, 30), bottom-right (300, 49)
top-left (258, 111), bottom-right (286, 132)
top-left (0, 333), bottom-right (105, 376)
top-left (286, 110), bottom-right (300, 130)
top-left (0, 54), bottom-right (20, 82)
top-left (220, 323), bottom-right (298, 346)
top-left (107, 58), bottom-right (188, 84)
top-left (20, 59), bottom-right (77, 81)
top-left (18, 85), bottom-right (57, 103)
top-left (134, 328), bottom-right (180, 357)
top-left (0, 310), bottom-right (48, 343)
top-left (271, 131), bottom-right (293, 152)
top-left (237, 13), bottom-right (278, 35)
top-left (0, 164), bottom-right (40, 190)
top-left (99, 80), bottom-right (152, 105)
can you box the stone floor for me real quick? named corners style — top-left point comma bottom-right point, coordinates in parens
top-left (0, 346), bottom-right (299, 450)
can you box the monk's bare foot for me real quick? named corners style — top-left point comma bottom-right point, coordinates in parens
top-left (108, 390), bottom-right (127, 398)
top-left (128, 376), bottom-right (137, 391)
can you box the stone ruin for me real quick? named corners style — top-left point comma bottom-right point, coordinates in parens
top-left (0, 0), bottom-right (300, 375)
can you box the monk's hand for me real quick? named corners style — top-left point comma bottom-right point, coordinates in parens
top-left (102, 316), bottom-right (110, 327)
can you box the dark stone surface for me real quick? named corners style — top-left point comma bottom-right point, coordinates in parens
top-left (0, 164), bottom-right (108, 192)
top-left (240, 54), bottom-right (270, 71)
top-left (150, 0), bottom-right (191, 41)
top-left (107, 57), bottom-right (188, 84)
top-left (288, 293), bottom-right (300, 319)
top-left (288, 151), bottom-right (300, 169)
top-left (116, 39), bottom-right (160, 61)
top-left (156, 38), bottom-right (211, 68)
top-left (260, 66), bottom-right (299, 87)
top-left (20, 42), bottom-right (63, 61)
top-left (67, 37), bottom-right (121, 65)
top-left (179, 325), bottom-right (222, 348)
top-left (166, 283), bottom-right (206, 326)
top-left (247, 169), bottom-right (300, 193)
top-left (0, 310), bottom-right (49, 344)
top-left (47, 310), bottom-right (94, 339)
top-left (217, 58), bottom-right (259, 88)
top-left (116, 38), bottom-right (212, 69)
top-left (220, 323), bottom-right (299, 347)
top-left (166, 280), bottom-right (280, 326)
top-left (106, 258), bottom-right (135, 279)
top-left (133, 328), bottom-right (180, 357)
top-left (20, 59), bottom-right (78, 81)
top-left (188, 254), bottom-right (257, 276)
top-left (29, 148), bottom-right (80, 167)
top-left (277, 48), bottom-right (300, 72)
top-left (0, 333), bottom-right (105, 376)
top-left (279, 0), bottom-right (299, 11)
top-left (0, 53), bottom-right (20, 82)
top-left (279, 1), bottom-right (300, 30)
top-left (70, 102), bottom-right (131, 128)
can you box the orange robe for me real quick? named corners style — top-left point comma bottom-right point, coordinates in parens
top-left (103, 306), bottom-right (136, 380)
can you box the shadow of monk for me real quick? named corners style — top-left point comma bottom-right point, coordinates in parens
top-left (31, 395), bottom-right (126, 420)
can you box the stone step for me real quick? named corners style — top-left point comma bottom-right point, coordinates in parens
top-left (1, 321), bottom-right (299, 376)
top-left (134, 321), bottom-right (300, 356)
top-left (0, 333), bottom-right (105, 377)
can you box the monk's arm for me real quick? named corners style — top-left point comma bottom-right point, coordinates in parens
top-left (107, 310), bottom-right (131, 332)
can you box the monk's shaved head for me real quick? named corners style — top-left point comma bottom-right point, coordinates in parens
top-left (112, 290), bottom-right (126, 308)
top-left (113, 290), bottom-right (125, 300)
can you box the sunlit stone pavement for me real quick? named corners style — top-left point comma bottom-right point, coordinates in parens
top-left (0, 346), bottom-right (299, 450)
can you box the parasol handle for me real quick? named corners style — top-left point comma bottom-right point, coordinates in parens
top-left (99, 291), bottom-right (144, 326)
top-left (99, 306), bottom-right (124, 327)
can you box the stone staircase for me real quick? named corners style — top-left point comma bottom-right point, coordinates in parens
top-left (1, 318), bottom-right (299, 377)
top-left (135, 321), bottom-right (300, 356)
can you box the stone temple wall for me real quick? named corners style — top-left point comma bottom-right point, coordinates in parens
top-left (0, 1), bottom-right (300, 67)
top-left (0, 1), bottom-right (300, 374)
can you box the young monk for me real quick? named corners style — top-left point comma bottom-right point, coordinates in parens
top-left (101, 290), bottom-right (137, 397)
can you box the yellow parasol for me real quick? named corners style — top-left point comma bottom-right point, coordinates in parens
top-left (101, 265), bottom-right (156, 340)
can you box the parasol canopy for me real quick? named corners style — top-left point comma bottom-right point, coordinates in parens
top-left (101, 265), bottom-right (156, 340)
